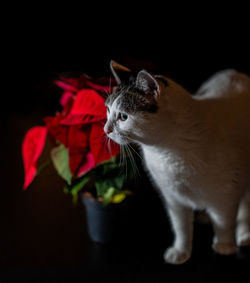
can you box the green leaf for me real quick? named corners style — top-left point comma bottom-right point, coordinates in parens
top-left (64, 173), bottom-right (91, 204)
top-left (103, 187), bottom-right (115, 206)
top-left (95, 173), bottom-right (126, 198)
top-left (102, 162), bottom-right (118, 175)
top-left (51, 144), bottom-right (72, 185)
top-left (95, 179), bottom-right (109, 197)
top-left (64, 174), bottom-right (91, 194)
top-left (96, 156), bottom-right (118, 168)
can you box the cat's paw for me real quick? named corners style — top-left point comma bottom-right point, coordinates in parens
top-left (236, 232), bottom-right (250, 247)
top-left (212, 242), bottom-right (238, 255)
top-left (163, 247), bottom-right (191, 265)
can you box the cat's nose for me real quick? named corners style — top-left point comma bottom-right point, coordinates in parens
top-left (104, 126), bottom-right (113, 135)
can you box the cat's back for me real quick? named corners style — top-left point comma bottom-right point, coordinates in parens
top-left (194, 69), bottom-right (250, 161)
top-left (194, 69), bottom-right (250, 122)
top-left (195, 69), bottom-right (250, 99)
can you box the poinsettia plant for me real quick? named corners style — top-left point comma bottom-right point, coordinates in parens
top-left (22, 74), bottom-right (134, 205)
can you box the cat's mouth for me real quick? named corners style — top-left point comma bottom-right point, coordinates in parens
top-left (107, 133), bottom-right (130, 145)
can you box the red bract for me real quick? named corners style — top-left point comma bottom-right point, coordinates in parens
top-left (90, 123), bottom-right (120, 165)
top-left (22, 126), bottom-right (47, 190)
top-left (44, 114), bottom-right (68, 146)
top-left (60, 89), bottom-right (106, 125)
top-left (22, 75), bottom-right (119, 190)
top-left (60, 91), bottom-right (75, 108)
top-left (85, 80), bottom-right (113, 93)
top-left (63, 87), bottom-right (119, 176)
top-left (55, 75), bottom-right (116, 108)
top-left (55, 78), bottom-right (79, 108)
top-left (67, 125), bottom-right (90, 175)
top-left (55, 80), bottom-right (78, 93)
top-left (70, 89), bottom-right (106, 117)
top-left (77, 152), bottom-right (95, 177)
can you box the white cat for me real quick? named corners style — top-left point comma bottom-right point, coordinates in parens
top-left (104, 61), bottom-right (250, 264)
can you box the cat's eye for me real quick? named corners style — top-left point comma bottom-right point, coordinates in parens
top-left (118, 112), bottom-right (128, 121)
top-left (107, 107), bottom-right (110, 114)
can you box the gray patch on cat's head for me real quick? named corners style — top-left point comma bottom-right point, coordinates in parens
top-left (106, 66), bottom-right (161, 114)
top-left (106, 80), bottom-right (159, 114)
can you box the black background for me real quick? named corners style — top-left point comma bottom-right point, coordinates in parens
top-left (1, 12), bottom-right (250, 281)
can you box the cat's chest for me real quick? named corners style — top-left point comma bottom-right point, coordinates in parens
top-left (142, 146), bottom-right (205, 207)
top-left (142, 146), bottom-right (188, 185)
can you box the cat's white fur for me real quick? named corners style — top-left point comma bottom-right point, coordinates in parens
top-left (105, 68), bottom-right (250, 264)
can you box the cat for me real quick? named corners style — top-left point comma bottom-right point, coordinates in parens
top-left (104, 60), bottom-right (250, 264)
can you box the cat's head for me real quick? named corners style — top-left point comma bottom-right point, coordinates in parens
top-left (104, 61), bottom-right (170, 145)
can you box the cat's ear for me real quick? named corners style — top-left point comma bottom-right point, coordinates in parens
top-left (136, 70), bottom-right (160, 97)
top-left (110, 60), bottom-right (132, 85)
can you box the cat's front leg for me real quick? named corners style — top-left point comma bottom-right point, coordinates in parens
top-left (164, 202), bottom-right (193, 264)
top-left (236, 192), bottom-right (250, 247)
top-left (208, 206), bottom-right (238, 255)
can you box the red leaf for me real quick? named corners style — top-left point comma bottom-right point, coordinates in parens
top-left (55, 79), bottom-right (78, 93)
top-left (68, 147), bottom-right (87, 176)
top-left (56, 75), bottom-right (116, 93)
top-left (90, 123), bottom-right (120, 165)
top-left (22, 126), bottom-right (47, 190)
top-left (76, 152), bottom-right (95, 177)
top-left (60, 91), bottom-right (74, 108)
top-left (70, 89), bottom-right (106, 118)
top-left (44, 115), bottom-right (68, 146)
top-left (85, 80), bottom-right (113, 93)
top-left (60, 114), bottom-right (105, 125)
top-left (67, 125), bottom-right (90, 175)
top-left (82, 75), bottom-right (116, 91)
top-left (68, 125), bottom-right (90, 150)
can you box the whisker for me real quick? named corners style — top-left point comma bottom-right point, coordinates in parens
top-left (102, 134), bottom-right (114, 159)
top-left (104, 90), bottom-right (110, 98)
top-left (127, 143), bottom-right (143, 160)
top-left (103, 134), bottom-right (109, 155)
top-left (119, 145), bottom-right (123, 168)
top-left (129, 145), bottom-right (140, 177)
top-left (119, 145), bottom-right (126, 176)
top-left (107, 137), bottom-right (112, 157)
top-left (124, 145), bottom-right (128, 180)
top-left (124, 144), bottom-right (140, 179)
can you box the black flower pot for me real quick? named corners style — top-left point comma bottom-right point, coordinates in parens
top-left (81, 193), bottom-right (133, 243)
